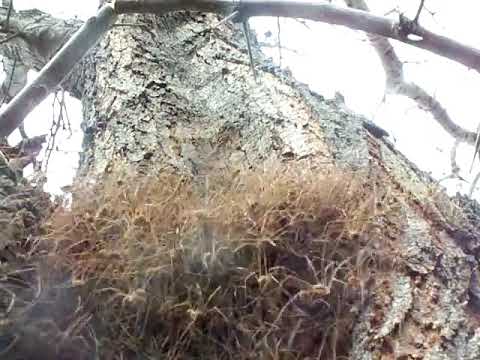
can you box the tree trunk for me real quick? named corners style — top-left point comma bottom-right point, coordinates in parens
top-left (2, 10), bottom-right (480, 360)
top-left (77, 12), bottom-right (338, 176)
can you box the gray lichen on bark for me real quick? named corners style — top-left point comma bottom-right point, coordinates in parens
top-left (75, 13), bottom-right (348, 177)
top-left (0, 5), bottom-right (82, 102)
top-left (374, 275), bottom-right (413, 340)
top-left (1, 6), bottom-right (480, 359)
top-left (73, 13), bottom-right (480, 357)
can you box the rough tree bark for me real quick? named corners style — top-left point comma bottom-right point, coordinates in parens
top-left (2, 6), bottom-right (480, 360)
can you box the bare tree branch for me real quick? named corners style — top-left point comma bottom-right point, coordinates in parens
top-left (212, 10), bottom-right (239, 28)
top-left (450, 138), bottom-right (461, 177)
top-left (242, 19), bottom-right (257, 82)
top-left (18, 123), bottom-right (27, 139)
top-left (2, 0), bottom-right (480, 139)
top-left (395, 82), bottom-right (473, 143)
top-left (344, 0), bottom-right (476, 148)
top-left (115, 0), bottom-right (480, 73)
top-left (43, 90), bottom-right (66, 171)
top-left (0, 6), bottom-right (83, 84)
top-left (0, 4), bottom-right (83, 140)
top-left (258, 42), bottom-right (300, 55)
top-left (438, 139), bottom-right (464, 183)
top-left (2, 0), bottom-right (14, 30)
top-left (413, 0), bottom-right (425, 24)
top-left (0, 5), bottom-right (117, 138)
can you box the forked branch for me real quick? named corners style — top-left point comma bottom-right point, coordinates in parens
top-left (115, 0), bottom-right (480, 72)
top-left (345, 0), bottom-right (476, 149)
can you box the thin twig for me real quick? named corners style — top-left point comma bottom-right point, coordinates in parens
top-left (212, 10), bottom-right (239, 29)
top-left (4, 0), bottom-right (13, 30)
top-left (258, 42), bottom-right (300, 54)
top-left (43, 90), bottom-right (67, 171)
top-left (438, 138), bottom-right (464, 183)
top-left (450, 138), bottom-right (461, 177)
top-left (345, 0), bottom-right (476, 147)
top-left (384, 7), bottom-right (399, 17)
top-left (0, 4), bottom-right (117, 138)
top-left (293, 18), bottom-right (311, 30)
top-left (193, 10), bottom-right (239, 36)
top-left (114, 0), bottom-right (480, 73)
top-left (470, 122), bottom-right (480, 173)
top-left (242, 20), bottom-right (257, 82)
top-left (18, 123), bottom-right (27, 139)
top-left (413, 0), bottom-right (425, 24)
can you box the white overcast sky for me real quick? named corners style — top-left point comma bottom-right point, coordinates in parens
top-left (7, 1), bottom-right (480, 199)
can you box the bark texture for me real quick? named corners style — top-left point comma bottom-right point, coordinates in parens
top-left (2, 9), bottom-right (480, 360)
top-left (78, 12), bottom-right (336, 176)
top-left (75, 12), bottom-right (480, 358)
top-left (0, 5), bottom-right (82, 101)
